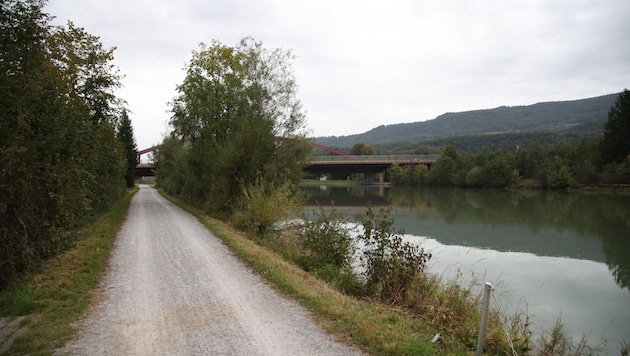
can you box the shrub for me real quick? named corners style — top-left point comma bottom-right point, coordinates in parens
top-left (232, 178), bottom-right (302, 236)
top-left (297, 206), bottom-right (361, 293)
top-left (359, 204), bottom-right (432, 305)
top-left (299, 206), bottom-right (355, 270)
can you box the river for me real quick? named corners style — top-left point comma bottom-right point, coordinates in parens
top-left (301, 185), bottom-right (630, 353)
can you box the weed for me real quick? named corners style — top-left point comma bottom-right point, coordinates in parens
top-left (298, 205), bottom-right (356, 271)
top-left (232, 178), bottom-right (302, 236)
top-left (358, 204), bottom-right (431, 305)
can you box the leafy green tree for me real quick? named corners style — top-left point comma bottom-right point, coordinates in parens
top-left (0, 0), bottom-right (126, 288)
top-left (428, 156), bottom-right (455, 185)
top-left (600, 89), bottom-right (630, 166)
top-left (164, 38), bottom-right (311, 215)
top-left (350, 143), bottom-right (377, 155)
top-left (117, 109), bottom-right (138, 187)
top-left (443, 144), bottom-right (458, 161)
top-left (388, 163), bottom-right (404, 184)
top-left (47, 21), bottom-right (124, 123)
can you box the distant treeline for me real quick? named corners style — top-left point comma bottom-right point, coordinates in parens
top-left (374, 121), bottom-right (603, 154)
top-left (0, 1), bottom-right (136, 288)
top-left (316, 93), bottom-right (618, 149)
top-left (390, 142), bottom-right (601, 188)
top-left (387, 90), bottom-right (630, 188)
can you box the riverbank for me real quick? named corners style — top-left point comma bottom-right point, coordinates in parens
top-left (2, 186), bottom-right (623, 355)
top-left (299, 179), bottom-right (361, 187)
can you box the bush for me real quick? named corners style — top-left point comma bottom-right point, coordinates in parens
top-left (359, 204), bottom-right (432, 305)
top-left (296, 206), bottom-right (361, 293)
top-left (232, 178), bottom-right (302, 236)
top-left (299, 206), bottom-right (356, 270)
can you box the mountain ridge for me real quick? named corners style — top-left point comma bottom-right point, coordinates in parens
top-left (314, 93), bottom-right (619, 150)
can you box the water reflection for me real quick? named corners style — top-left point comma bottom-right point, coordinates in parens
top-left (302, 186), bottom-right (630, 291)
top-left (302, 185), bottom-right (630, 350)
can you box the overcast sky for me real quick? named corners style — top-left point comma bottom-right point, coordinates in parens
top-left (46, 0), bottom-right (630, 151)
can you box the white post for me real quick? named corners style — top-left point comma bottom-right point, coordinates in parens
top-left (476, 282), bottom-right (493, 356)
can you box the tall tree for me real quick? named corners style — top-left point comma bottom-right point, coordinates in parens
top-left (117, 109), bottom-right (138, 187)
top-left (1, 0), bottom-right (54, 288)
top-left (165, 37), bottom-right (311, 214)
top-left (600, 89), bottom-right (630, 165)
top-left (1, 0), bottom-right (126, 288)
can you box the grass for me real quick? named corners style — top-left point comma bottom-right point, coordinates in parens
top-left (300, 178), bottom-right (361, 187)
top-left (158, 192), bottom-right (436, 354)
top-left (159, 190), bottom-right (511, 355)
top-left (0, 187), bottom-right (138, 355)
top-left (1, 185), bottom-right (619, 355)
top-left (160, 189), bottom-right (623, 355)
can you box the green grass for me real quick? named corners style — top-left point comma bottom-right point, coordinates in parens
top-left (160, 189), bottom-right (621, 355)
top-left (0, 187), bottom-right (138, 355)
top-left (2, 185), bottom-right (617, 355)
top-left (300, 179), bottom-right (361, 187)
top-left (159, 190), bottom-right (451, 355)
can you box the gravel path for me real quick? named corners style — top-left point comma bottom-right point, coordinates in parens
top-left (58, 185), bottom-right (362, 355)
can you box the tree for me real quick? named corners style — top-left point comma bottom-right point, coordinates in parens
top-left (443, 145), bottom-right (458, 161)
top-left (1, 0), bottom-right (126, 288)
top-left (117, 109), bottom-right (138, 187)
top-left (350, 143), bottom-right (377, 155)
top-left (428, 156), bottom-right (455, 185)
top-left (47, 21), bottom-right (124, 123)
top-left (165, 38), bottom-right (311, 215)
top-left (600, 89), bottom-right (630, 165)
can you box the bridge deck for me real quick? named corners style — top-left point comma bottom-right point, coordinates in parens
top-left (135, 155), bottom-right (438, 177)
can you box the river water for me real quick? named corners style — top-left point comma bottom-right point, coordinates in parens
top-left (301, 185), bottom-right (630, 353)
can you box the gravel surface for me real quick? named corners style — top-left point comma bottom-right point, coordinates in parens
top-left (57, 185), bottom-right (362, 355)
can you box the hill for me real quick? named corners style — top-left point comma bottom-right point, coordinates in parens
top-left (314, 93), bottom-right (618, 152)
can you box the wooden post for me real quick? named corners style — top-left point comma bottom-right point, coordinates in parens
top-left (476, 282), bottom-right (493, 356)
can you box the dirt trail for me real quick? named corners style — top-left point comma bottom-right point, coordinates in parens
top-left (58, 185), bottom-right (361, 355)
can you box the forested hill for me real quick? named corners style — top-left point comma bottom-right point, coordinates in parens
top-left (314, 93), bottom-right (618, 150)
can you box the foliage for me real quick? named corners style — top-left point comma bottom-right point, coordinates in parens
top-left (298, 206), bottom-right (356, 280)
top-left (0, 188), bottom-right (137, 354)
top-left (116, 109), bottom-right (138, 187)
top-left (232, 178), bottom-right (302, 236)
top-left (600, 89), bottom-right (630, 166)
top-left (388, 137), bottom-right (630, 187)
top-left (535, 318), bottom-right (607, 356)
top-left (0, 0), bottom-right (126, 288)
top-left (427, 155), bottom-right (456, 185)
top-left (159, 38), bottom-right (312, 217)
top-left (316, 93), bottom-right (618, 148)
top-left (359, 205), bottom-right (432, 304)
top-left (389, 163), bottom-right (428, 185)
top-left (350, 143), bottom-right (376, 155)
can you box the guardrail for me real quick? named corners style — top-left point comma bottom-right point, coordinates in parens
top-left (310, 155), bottom-right (439, 162)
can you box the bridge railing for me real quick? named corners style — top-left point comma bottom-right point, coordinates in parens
top-left (310, 155), bottom-right (439, 162)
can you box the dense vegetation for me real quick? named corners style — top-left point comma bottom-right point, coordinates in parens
top-left (385, 90), bottom-right (630, 188)
top-left (156, 38), bottom-right (312, 223)
top-left (0, 0), bottom-right (135, 288)
top-left (389, 140), bottom-right (629, 188)
top-left (376, 121), bottom-right (603, 153)
top-left (117, 109), bottom-right (139, 188)
top-left (316, 93), bottom-right (618, 150)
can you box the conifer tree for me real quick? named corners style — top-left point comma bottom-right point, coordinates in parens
top-left (117, 109), bottom-right (138, 187)
top-left (600, 89), bottom-right (630, 165)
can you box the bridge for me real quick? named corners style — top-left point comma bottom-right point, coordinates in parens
top-left (303, 155), bottom-right (437, 174)
top-left (134, 145), bottom-right (438, 182)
